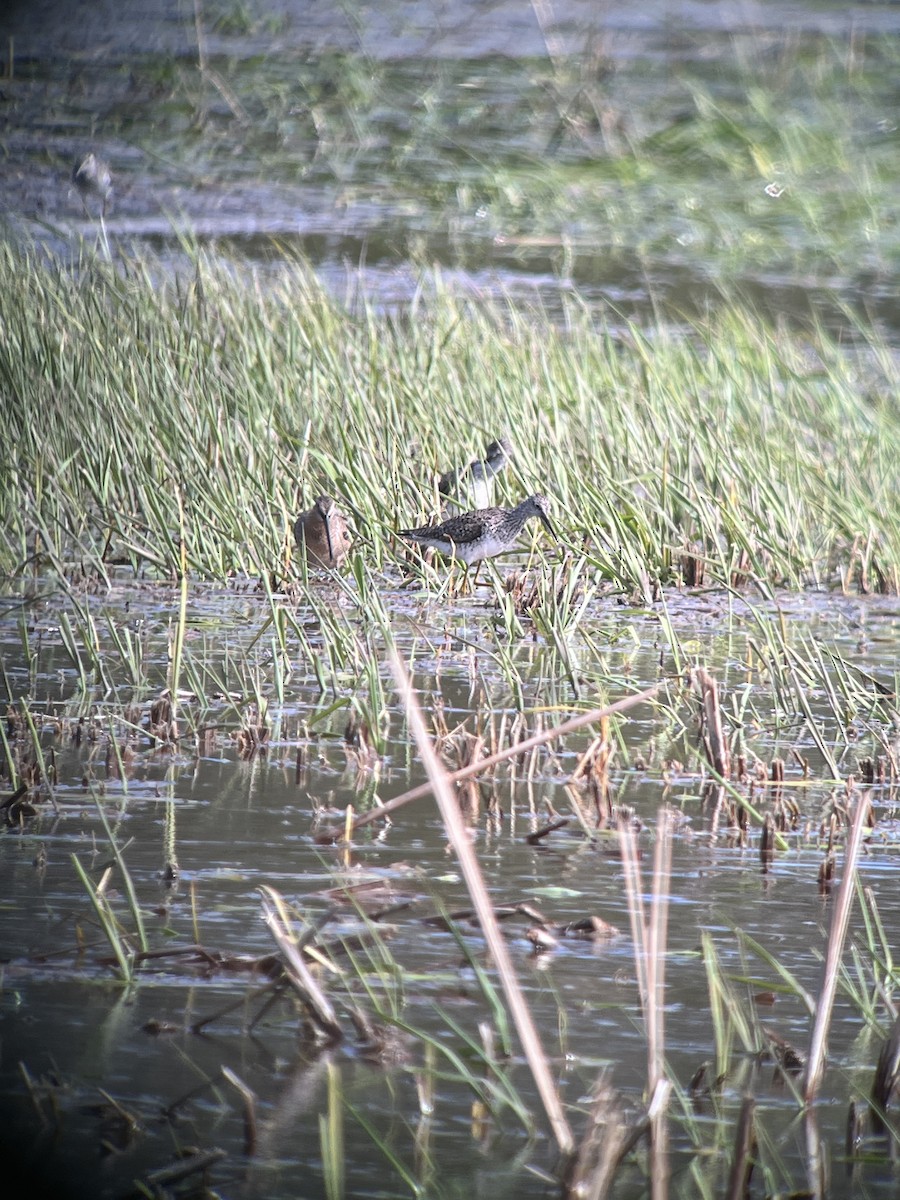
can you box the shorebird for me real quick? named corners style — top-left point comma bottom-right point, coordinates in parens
top-left (438, 435), bottom-right (513, 513)
top-left (72, 153), bottom-right (113, 218)
top-left (399, 494), bottom-right (556, 584)
top-left (294, 495), bottom-right (351, 569)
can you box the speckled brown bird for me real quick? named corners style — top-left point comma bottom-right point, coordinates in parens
top-left (294, 495), bottom-right (351, 568)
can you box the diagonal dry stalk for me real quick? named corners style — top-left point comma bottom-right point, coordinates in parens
top-left (259, 885), bottom-right (343, 1042)
top-left (803, 789), bottom-right (870, 1103)
top-left (391, 651), bottom-right (574, 1156)
top-left (351, 681), bottom-right (665, 833)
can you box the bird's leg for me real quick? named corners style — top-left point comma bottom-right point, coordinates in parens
top-left (445, 538), bottom-right (465, 595)
top-left (445, 559), bottom-right (467, 598)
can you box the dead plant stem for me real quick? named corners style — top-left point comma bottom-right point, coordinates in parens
top-left (803, 789), bottom-right (870, 1102)
top-left (351, 682), bottom-right (664, 832)
top-left (391, 652), bottom-right (574, 1156)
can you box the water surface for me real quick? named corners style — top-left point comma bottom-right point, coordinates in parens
top-left (1, 575), bottom-right (899, 1196)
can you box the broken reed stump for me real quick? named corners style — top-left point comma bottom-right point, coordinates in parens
top-left (680, 540), bottom-right (706, 587)
top-left (691, 667), bottom-right (730, 778)
top-left (149, 691), bottom-right (178, 744)
top-left (760, 811), bottom-right (775, 872)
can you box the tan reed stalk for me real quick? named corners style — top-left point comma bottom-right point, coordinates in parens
top-left (391, 651), bottom-right (574, 1156)
top-left (803, 789), bottom-right (870, 1102)
top-left (619, 809), bottom-right (673, 1200)
top-left (691, 666), bottom-right (730, 777)
top-left (259, 885), bottom-right (343, 1042)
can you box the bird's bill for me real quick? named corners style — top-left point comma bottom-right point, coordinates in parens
top-left (538, 511), bottom-right (557, 540)
top-left (319, 508), bottom-right (334, 561)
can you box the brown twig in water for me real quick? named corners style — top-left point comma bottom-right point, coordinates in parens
top-left (191, 979), bottom-right (285, 1034)
top-left (525, 818), bottom-right (570, 844)
top-left (145, 1147), bottom-right (227, 1189)
top-left (350, 682), bottom-right (665, 832)
top-left (222, 1066), bottom-right (258, 1156)
top-left (725, 1096), bottom-right (757, 1200)
top-left (871, 1012), bottom-right (900, 1131)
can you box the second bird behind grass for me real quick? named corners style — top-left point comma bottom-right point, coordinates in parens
top-left (438, 435), bottom-right (513, 513)
top-left (72, 152), bottom-right (112, 218)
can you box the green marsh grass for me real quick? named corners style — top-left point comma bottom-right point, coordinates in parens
top-left (3, 242), bottom-right (900, 595)
top-left (71, 801), bottom-right (150, 985)
top-left (256, 884), bottom-right (541, 1136)
top-left (319, 1061), bottom-right (345, 1200)
top-left (97, 30), bottom-right (900, 321)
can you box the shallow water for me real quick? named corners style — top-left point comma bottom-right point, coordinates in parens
top-left (1, 571), bottom-right (900, 1196)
